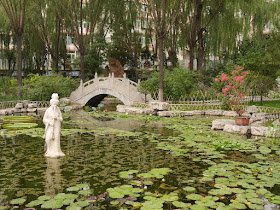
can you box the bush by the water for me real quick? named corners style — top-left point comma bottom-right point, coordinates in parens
top-left (138, 68), bottom-right (198, 101)
top-left (0, 77), bottom-right (18, 101)
top-left (22, 74), bottom-right (79, 101)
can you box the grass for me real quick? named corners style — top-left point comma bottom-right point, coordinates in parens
top-left (247, 100), bottom-right (280, 108)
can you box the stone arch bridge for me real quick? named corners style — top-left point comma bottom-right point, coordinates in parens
top-left (70, 73), bottom-right (153, 107)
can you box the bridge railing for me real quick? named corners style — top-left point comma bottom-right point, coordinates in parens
top-left (0, 100), bottom-right (50, 109)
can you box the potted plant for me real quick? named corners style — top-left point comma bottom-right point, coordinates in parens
top-left (214, 65), bottom-right (250, 125)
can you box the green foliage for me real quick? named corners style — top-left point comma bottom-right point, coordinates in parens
top-left (139, 68), bottom-right (198, 101)
top-left (0, 76), bottom-right (18, 100)
top-left (22, 74), bottom-right (79, 101)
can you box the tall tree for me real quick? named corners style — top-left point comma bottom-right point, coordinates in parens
top-left (180, 0), bottom-right (225, 74)
top-left (0, 0), bottom-right (27, 97)
top-left (56, 0), bottom-right (103, 82)
top-left (135, 0), bottom-right (182, 102)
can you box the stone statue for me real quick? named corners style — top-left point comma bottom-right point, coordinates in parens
top-left (43, 93), bottom-right (65, 158)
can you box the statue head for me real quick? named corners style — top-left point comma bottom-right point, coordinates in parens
top-left (50, 93), bottom-right (59, 106)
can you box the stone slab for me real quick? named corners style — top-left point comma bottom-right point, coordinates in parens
top-left (223, 124), bottom-right (250, 135)
top-left (149, 101), bottom-right (169, 111)
top-left (212, 119), bottom-right (235, 130)
top-left (223, 111), bottom-right (238, 117)
top-left (205, 110), bottom-right (224, 116)
top-left (251, 126), bottom-right (269, 136)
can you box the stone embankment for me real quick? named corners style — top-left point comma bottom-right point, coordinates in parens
top-left (0, 98), bottom-right (82, 116)
top-left (117, 103), bottom-right (280, 137)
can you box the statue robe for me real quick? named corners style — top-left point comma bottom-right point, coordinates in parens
top-left (43, 105), bottom-right (65, 158)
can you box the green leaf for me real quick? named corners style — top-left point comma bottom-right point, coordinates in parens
top-left (41, 199), bottom-right (63, 209)
top-left (186, 194), bottom-right (203, 200)
top-left (183, 186), bottom-right (196, 192)
top-left (26, 200), bottom-right (44, 207)
top-left (78, 190), bottom-right (92, 195)
top-left (66, 186), bottom-right (80, 192)
top-left (38, 195), bottom-right (51, 201)
top-left (10, 198), bottom-right (26, 205)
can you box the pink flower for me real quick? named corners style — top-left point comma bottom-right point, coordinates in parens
top-left (242, 71), bottom-right (248, 75)
top-left (239, 94), bottom-right (244, 98)
top-left (237, 110), bottom-right (243, 115)
top-left (222, 88), bottom-right (228, 93)
top-left (223, 94), bottom-right (227, 97)
top-left (227, 85), bottom-right (231, 89)
top-left (233, 77), bottom-right (237, 81)
top-left (221, 76), bottom-right (228, 82)
top-left (215, 78), bottom-right (219, 82)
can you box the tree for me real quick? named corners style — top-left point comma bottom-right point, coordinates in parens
top-left (180, 0), bottom-right (225, 74)
top-left (56, 0), bottom-right (104, 82)
top-left (0, 0), bottom-right (27, 97)
top-left (135, 0), bottom-right (182, 102)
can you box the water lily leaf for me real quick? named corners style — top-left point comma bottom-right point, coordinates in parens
top-left (110, 200), bottom-right (119, 205)
top-left (143, 180), bottom-right (153, 185)
top-left (190, 204), bottom-right (207, 210)
top-left (172, 201), bottom-right (191, 208)
top-left (41, 199), bottom-right (63, 209)
top-left (229, 203), bottom-right (247, 209)
top-left (38, 195), bottom-right (51, 201)
top-left (129, 193), bottom-right (140, 198)
top-left (130, 188), bottom-right (143, 193)
top-left (78, 190), bottom-right (91, 195)
top-left (195, 199), bottom-right (216, 207)
top-left (129, 180), bottom-right (142, 186)
top-left (63, 199), bottom-right (75, 205)
top-left (109, 191), bottom-right (125, 199)
top-left (183, 186), bottom-right (196, 192)
top-left (248, 198), bottom-right (264, 204)
top-left (66, 187), bottom-right (80, 192)
top-left (66, 205), bottom-right (82, 210)
top-left (74, 200), bottom-right (90, 207)
top-left (26, 200), bottom-right (44, 207)
top-left (259, 146), bottom-right (271, 155)
top-left (75, 184), bottom-right (89, 188)
top-left (120, 185), bottom-right (133, 190)
top-left (10, 198), bottom-right (26, 205)
top-left (186, 194), bottom-right (203, 200)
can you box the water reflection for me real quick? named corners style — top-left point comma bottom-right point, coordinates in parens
top-left (45, 158), bottom-right (64, 197)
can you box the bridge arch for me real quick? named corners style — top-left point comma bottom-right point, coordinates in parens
top-left (70, 73), bottom-right (153, 106)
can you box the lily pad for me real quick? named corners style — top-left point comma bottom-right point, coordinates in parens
top-left (78, 190), bottom-right (92, 195)
top-left (183, 186), bottom-right (196, 192)
top-left (3, 123), bottom-right (38, 130)
top-left (38, 195), bottom-right (51, 201)
top-left (66, 186), bottom-right (80, 192)
top-left (186, 194), bottom-right (203, 200)
top-left (172, 201), bottom-right (191, 208)
top-left (10, 198), bottom-right (26, 205)
top-left (41, 199), bottom-right (63, 209)
top-left (26, 200), bottom-right (44, 207)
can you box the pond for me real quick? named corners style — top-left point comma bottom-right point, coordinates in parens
top-left (1, 111), bottom-right (280, 209)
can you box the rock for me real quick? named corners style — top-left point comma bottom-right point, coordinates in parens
top-left (157, 111), bottom-right (176, 117)
top-left (223, 111), bottom-right (238, 117)
top-left (180, 111), bottom-right (194, 116)
top-left (223, 124), bottom-right (250, 135)
top-left (212, 119), bottom-right (235, 130)
top-left (205, 109), bottom-right (224, 116)
top-left (22, 100), bottom-right (30, 108)
top-left (246, 105), bottom-right (259, 114)
top-left (250, 113), bottom-right (265, 124)
top-left (60, 97), bottom-right (71, 105)
top-left (149, 101), bottom-right (169, 111)
top-left (27, 103), bottom-right (37, 108)
top-left (143, 108), bottom-right (154, 115)
top-left (13, 108), bottom-right (25, 113)
top-left (37, 107), bottom-right (48, 113)
top-left (27, 108), bottom-right (37, 113)
top-left (15, 103), bottom-right (24, 109)
top-left (193, 110), bottom-right (205, 115)
top-left (272, 119), bottom-right (280, 126)
top-left (251, 126), bottom-right (269, 136)
top-left (0, 110), bottom-right (7, 115)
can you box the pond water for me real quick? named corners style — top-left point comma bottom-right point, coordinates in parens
top-left (1, 111), bottom-right (280, 209)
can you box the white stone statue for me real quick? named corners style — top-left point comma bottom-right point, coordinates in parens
top-left (43, 93), bottom-right (65, 158)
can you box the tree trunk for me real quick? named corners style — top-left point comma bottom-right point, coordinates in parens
top-left (158, 35), bottom-right (164, 102)
top-left (196, 0), bottom-right (204, 77)
top-left (80, 49), bottom-right (85, 82)
top-left (189, 45), bottom-right (195, 71)
top-left (16, 34), bottom-right (23, 98)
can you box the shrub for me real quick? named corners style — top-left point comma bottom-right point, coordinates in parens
top-left (22, 74), bottom-right (79, 101)
top-left (0, 76), bottom-right (18, 101)
top-left (138, 68), bottom-right (198, 101)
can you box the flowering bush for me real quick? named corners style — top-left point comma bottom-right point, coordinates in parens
top-left (214, 66), bottom-right (249, 115)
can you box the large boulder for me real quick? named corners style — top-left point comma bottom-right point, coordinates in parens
top-left (15, 103), bottom-right (24, 109)
top-left (223, 124), bottom-right (250, 135)
top-left (223, 111), bottom-right (238, 117)
top-left (251, 126), bottom-right (269, 136)
top-left (205, 109), bottom-right (224, 116)
top-left (212, 119), bottom-right (235, 130)
top-left (157, 111), bottom-right (176, 117)
top-left (246, 105), bottom-right (259, 114)
top-left (149, 101), bottom-right (169, 111)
